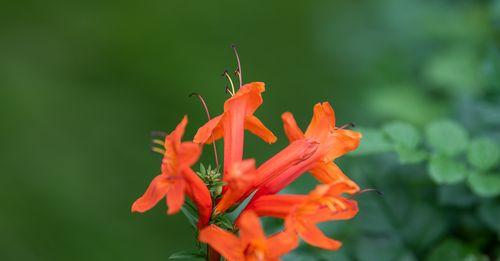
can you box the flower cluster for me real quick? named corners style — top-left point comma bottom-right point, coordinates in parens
top-left (131, 59), bottom-right (362, 260)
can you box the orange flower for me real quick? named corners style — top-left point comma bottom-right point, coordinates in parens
top-left (214, 139), bottom-right (320, 215)
top-left (199, 211), bottom-right (299, 261)
top-left (250, 102), bottom-right (361, 201)
top-left (194, 82), bottom-right (277, 174)
top-left (131, 116), bottom-right (212, 227)
top-left (248, 180), bottom-right (359, 250)
top-left (282, 102), bottom-right (361, 184)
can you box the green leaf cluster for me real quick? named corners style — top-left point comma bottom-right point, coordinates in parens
top-left (196, 163), bottom-right (225, 199)
top-left (354, 119), bottom-right (500, 198)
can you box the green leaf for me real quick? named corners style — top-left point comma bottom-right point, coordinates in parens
top-left (395, 146), bottom-right (428, 164)
top-left (180, 200), bottom-right (198, 228)
top-left (483, 47), bottom-right (500, 89)
top-left (399, 203), bottom-right (448, 253)
top-left (365, 84), bottom-right (446, 125)
top-left (426, 238), bottom-right (486, 261)
top-left (199, 163), bottom-right (206, 175)
top-left (467, 138), bottom-right (500, 171)
top-left (214, 215), bottom-right (234, 231)
top-left (438, 184), bottom-right (478, 207)
top-left (467, 172), bottom-right (500, 197)
top-left (382, 121), bottom-right (421, 149)
top-left (356, 235), bottom-right (416, 261)
top-left (423, 47), bottom-right (485, 94)
top-left (428, 155), bottom-right (467, 184)
top-left (425, 120), bottom-right (468, 156)
top-left (351, 128), bottom-right (392, 156)
top-left (478, 199), bottom-right (500, 236)
top-left (168, 250), bottom-right (205, 260)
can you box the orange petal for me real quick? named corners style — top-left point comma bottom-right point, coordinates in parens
top-left (248, 195), bottom-right (307, 218)
top-left (312, 198), bottom-right (359, 224)
top-left (170, 116), bottom-right (188, 148)
top-left (266, 229), bottom-right (299, 258)
top-left (161, 140), bottom-right (177, 174)
top-left (166, 179), bottom-right (185, 214)
top-left (237, 211), bottom-right (266, 245)
top-left (182, 168), bottom-right (213, 227)
top-left (304, 181), bottom-right (360, 223)
top-left (295, 221), bottom-right (342, 251)
top-left (131, 174), bottom-right (170, 213)
top-left (325, 129), bottom-right (362, 160)
top-left (310, 162), bottom-right (359, 191)
top-left (178, 142), bottom-right (202, 168)
top-left (253, 138), bottom-right (319, 189)
top-left (215, 159), bottom-right (256, 215)
top-left (324, 180), bottom-right (360, 196)
top-left (305, 102), bottom-right (335, 140)
top-left (281, 112), bottom-right (305, 142)
top-left (245, 115), bottom-right (277, 144)
top-left (223, 108), bottom-right (246, 173)
top-left (193, 115), bottom-right (224, 144)
top-left (251, 143), bottom-right (321, 201)
top-left (162, 116), bottom-right (201, 173)
top-left (199, 225), bottom-right (244, 261)
top-left (224, 82), bottom-right (265, 115)
top-left (221, 84), bottom-right (268, 173)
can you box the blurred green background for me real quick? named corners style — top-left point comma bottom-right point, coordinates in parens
top-left (1, 0), bottom-right (499, 260)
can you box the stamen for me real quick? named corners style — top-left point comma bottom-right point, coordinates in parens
top-left (151, 147), bottom-right (166, 154)
top-left (152, 139), bottom-right (164, 146)
top-left (331, 198), bottom-right (347, 210)
top-left (349, 188), bottom-right (384, 199)
top-left (234, 69), bottom-right (241, 84)
top-left (323, 199), bottom-right (336, 211)
top-left (339, 122), bottom-right (356, 129)
top-left (189, 92), bottom-right (220, 169)
top-left (222, 69), bottom-right (236, 95)
top-left (231, 44), bottom-right (243, 87)
top-left (150, 131), bottom-right (167, 138)
top-left (225, 85), bottom-right (234, 96)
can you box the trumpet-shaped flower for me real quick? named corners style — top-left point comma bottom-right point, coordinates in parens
top-left (194, 82), bottom-right (277, 174)
top-left (215, 139), bottom-right (320, 215)
top-left (248, 180), bottom-right (359, 250)
top-left (249, 102), bottom-right (361, 202)
top-left (199, 211), bottom-right (299, 261)
top-left (131, 116), bottom-right (212, 227)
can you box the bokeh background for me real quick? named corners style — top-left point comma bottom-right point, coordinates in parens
top-left (1, 0), bottom-right (499, 260)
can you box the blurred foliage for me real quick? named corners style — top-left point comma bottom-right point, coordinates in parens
top-left (285, 0), bottom-right (500, 260)
top-left (1, 0), bottom-right (500, 260)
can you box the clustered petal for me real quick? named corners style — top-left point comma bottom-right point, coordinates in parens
top-left (199, 211), bottom-right (299, 261)
top-left (131, 116), bottom-right (212, 227)
top-left (132, 82), bottom-right (362, 261)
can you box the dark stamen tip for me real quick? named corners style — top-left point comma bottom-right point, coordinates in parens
top-left (349, 188), bottom-right (384, 199)
top-left (150, 131), bottom-right (167, 137)
top-left (340, 122), bottom-right (356, 129)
